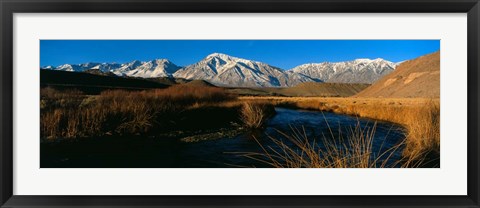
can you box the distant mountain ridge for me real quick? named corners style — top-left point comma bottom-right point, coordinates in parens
top-left (42, 52), bottom-right (400, 87)
top-left (288, 58), bottom-right (397, 84)
top-left (43, 59), bottom-right (181, 78)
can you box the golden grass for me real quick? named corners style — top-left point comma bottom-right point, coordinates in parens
top-left (240, 102), bottom-right (274, 129)
top-left (41, 86), bottom-right (439, 167)
top-left (240, 122), bottom-right (404, 168)
top-left (40, 86), bottom-right (236, 139)
top-left (239, 96), bottom-right (440, 167)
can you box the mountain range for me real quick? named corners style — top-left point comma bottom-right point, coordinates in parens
top-left (41, 53), bottom-right (400, 87)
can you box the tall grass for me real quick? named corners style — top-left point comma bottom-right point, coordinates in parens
top-left (40, 85), bottom-right (236, 139)
top-left (240, 121), bottom-right (404, 168)
top-left (246, 97), bottom-right (440, 167)
top-left (336, 100), bottom-right (439, 167)
top-left (400, 101), bottom-right (440, 167)
top-left (40, 87), bottom-right (85, 110)
top-left (240, 102), bottom-right (275, 129)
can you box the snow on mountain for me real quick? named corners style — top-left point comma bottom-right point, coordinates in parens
top-left (289, 58), bottom-right (397, 84)
top-left (111, 60), bottom-right (143, 76)
top-left (90, 63), bottom-right (123, 72)
top-left (44, 62), bottom-right (122, 73)
top-left (41, 53), bottom-right (398, 87)
top-left (113, 59), bottom-right (181, 78)
top-left (52, 63), bottom-right (91, 72)
top-left (42, 59), bottom-right (181, 78)
top-left (173, 53), bottom-right (312, 87)
top-left (41, 65), bottom-right (55, 70)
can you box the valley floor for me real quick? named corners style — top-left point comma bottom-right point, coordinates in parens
top-left (40, 86), bottom-right (440, 168)
top-left (238, 96), bottom-right (437, 108)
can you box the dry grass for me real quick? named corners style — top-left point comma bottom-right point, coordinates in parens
top-left (240, 122), bottom-right (404, 168)
top-left (240, 102), bottom-right (274, 129)
top-left (41, 85), bottom-right (236, 139)
top-left (40, 87), bottom-right (85, 109)
top-left (41, 85), bottom-right (439, 167)
top-left (240, 96), bottom-right (440, 167)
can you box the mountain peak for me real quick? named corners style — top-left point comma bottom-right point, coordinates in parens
top-left (145, 59), bottom-right (171, 64)
top-left (129, 60), bottom-right (142, 64)
top-left (207, 52), bottom-right (228, 57)
top-left (154, 58), bottom-right (170, 62)
top-left (205, 52), bottom-right (236, 60)
top-left (353, 58), bottom-right (373, 63)
top-left (353, 58), bottom-right (390, 64)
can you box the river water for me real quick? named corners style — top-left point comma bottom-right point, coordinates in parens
top-left (41, 108), bottom-right (406, 168)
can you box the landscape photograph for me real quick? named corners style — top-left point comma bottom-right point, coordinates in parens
top-left (40, 40), bottom-right (440, 168)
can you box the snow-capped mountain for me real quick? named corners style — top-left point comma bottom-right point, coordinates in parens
top-left (113, 59), bottom-right (181, 78)
top-left (289, 58), bottom-right (398, 84)
top-left (42, 59), bottom-right (181, 78)
top-left (90, 63), bottom-right (123, 72)
top-left (52, 63), bottom-right (98, 72)
top-left (41, 53), bottom-right (399, 87)
top-left (173, 53), bottom-right (313, 87)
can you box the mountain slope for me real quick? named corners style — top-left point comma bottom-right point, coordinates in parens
top-left (289, 58), bottom-right (397, 84)
top-left (173, 53), bottom-right (315, 87)
top-left (355, 51), bottom-right (440, 98)
top-left (114, 59), bottom-right (181, 78)
top-left (42, 59), bottom-right (181, 78)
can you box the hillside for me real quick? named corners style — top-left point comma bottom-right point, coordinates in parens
top-left (182, 80), bottom-right (217, 87)
top-left (41, 70), bottom-right (169, 94)
top-left (355, 51), bottom-right (440, 98)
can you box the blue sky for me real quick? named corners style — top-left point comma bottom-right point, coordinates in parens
top-left (40, 40), bottom-right (439, 69)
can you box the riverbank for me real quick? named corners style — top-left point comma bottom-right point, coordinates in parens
top-left (238, 96), bottom-right (440, 167)
top-left (41, 107), bottom-right (406, 168)
top-left (40, 86), bottom-right (439, 168)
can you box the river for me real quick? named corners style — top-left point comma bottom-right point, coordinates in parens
top-left (41, 107), bottom-right (406, 168)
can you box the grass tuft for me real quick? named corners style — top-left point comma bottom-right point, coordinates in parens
top-left (240, 102), bottom-right (274, 129)
top-left (240, 121), bottom-right (404, 168)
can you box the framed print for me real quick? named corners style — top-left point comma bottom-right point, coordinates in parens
top-left (1, 0), bottom-right (479, 207)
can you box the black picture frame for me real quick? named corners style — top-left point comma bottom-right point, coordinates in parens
top-left (1, 0), bottom-right (479, 207)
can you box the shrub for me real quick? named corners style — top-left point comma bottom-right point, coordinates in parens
top-left (240, 102), bottom-right (274, 129)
